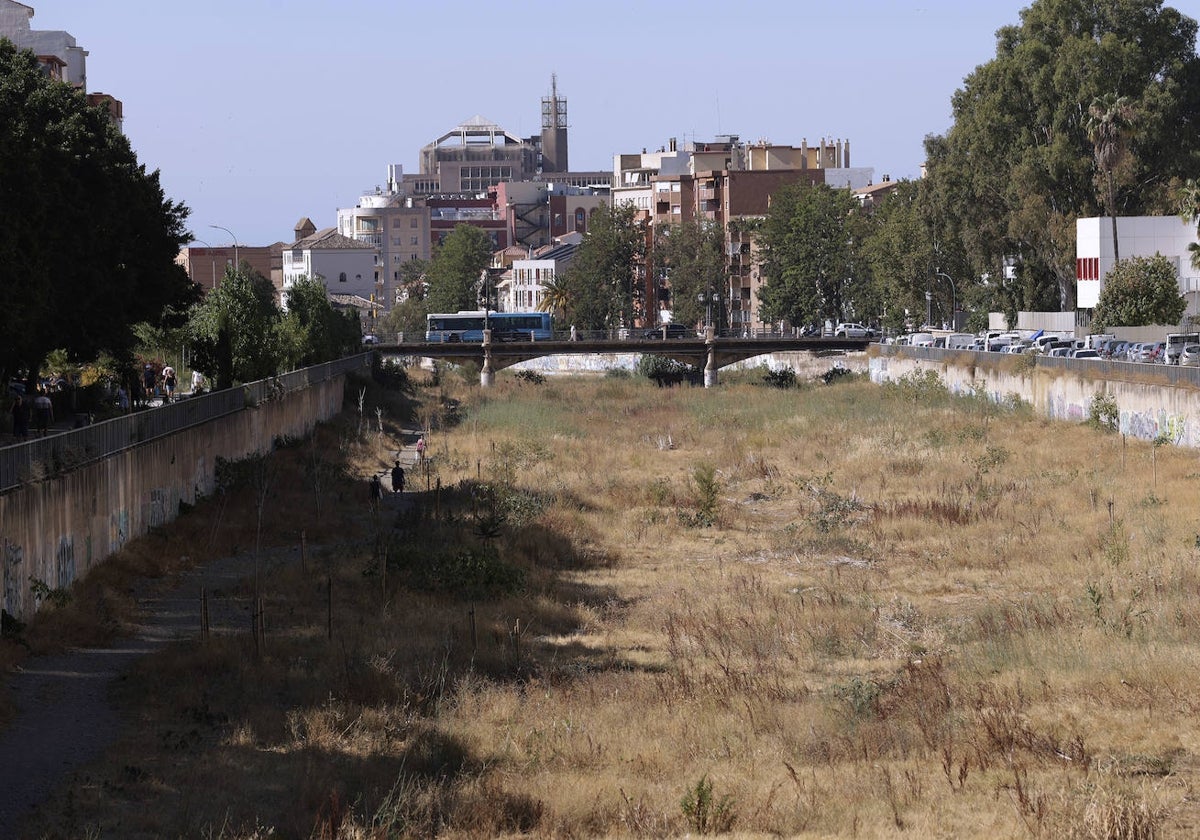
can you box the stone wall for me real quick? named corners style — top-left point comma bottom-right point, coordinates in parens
top-left (869, 346), bottom-right (1200, 447)
top-left (1, 377), bottom-right (347, 621)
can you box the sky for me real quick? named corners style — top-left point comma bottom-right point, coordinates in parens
top-left (27, 0), bottom-right (1200, 248)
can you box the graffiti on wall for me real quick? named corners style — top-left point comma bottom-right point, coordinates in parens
top-left (1120, 409), bottom-right (1191, 445)
top-left (55, 536), bottom-right (75, 590)
top-left (110, 508), bottom-right (129, 552)
top-left (3, 539), bottom-right (22, 617)
top-left (148, 488), bottom-right (167, 528)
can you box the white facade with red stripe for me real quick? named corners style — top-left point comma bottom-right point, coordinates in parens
top-left (1077, 216), bottom-right (1200, 314)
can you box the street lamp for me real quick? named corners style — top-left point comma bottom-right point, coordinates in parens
top-left (191, 238), bottom-right (216, 288)
top-left (697, 289), bottom-right (722, 334)
top-left (209, 224), bottom-right (239, 275)
top-left (934, 269), bottom-right (957, 329)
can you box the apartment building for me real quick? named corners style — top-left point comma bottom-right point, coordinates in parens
top-left (614, 135), bottom-right (874, 332)
top-left (0, 0), bottom-right (123, 130)
top-left (1077, 216), bottom-right (1200, 319)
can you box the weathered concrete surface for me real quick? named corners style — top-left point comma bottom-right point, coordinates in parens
top-left (869, 348), bottom-right (1200, 447)
top-left (1, 378), bottom-right (345, 621)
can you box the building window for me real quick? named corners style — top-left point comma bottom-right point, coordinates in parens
top-left (392, 218), bottom-right (402, 228)
top-left (339, 272), bottom-right (347, 283)
top-left (411, 236), bottom-right (419, 245)
top-left (410, 218), bottom-right (418, 228)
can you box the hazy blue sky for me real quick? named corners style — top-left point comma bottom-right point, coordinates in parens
top-left (30, 0), bottom-right (1200, 247)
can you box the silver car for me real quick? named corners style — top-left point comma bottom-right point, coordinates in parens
top-left (1180, 345), bottom-right (1200, 366)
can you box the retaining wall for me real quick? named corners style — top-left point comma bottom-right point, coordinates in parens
top-left (1, 375), bottom-right (349, 621)
top-left (869, 346), bottom-right (1200, 447)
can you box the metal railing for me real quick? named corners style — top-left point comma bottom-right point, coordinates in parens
top-left (0, 354), bottom-right (371, 493)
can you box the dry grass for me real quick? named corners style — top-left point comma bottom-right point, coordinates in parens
top-left (14, 362), bottom-right (1200, 837)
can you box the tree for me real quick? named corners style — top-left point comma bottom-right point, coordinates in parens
top-left (279, 276), bottom-right (361, 368)
top-left (861, 181), bottom-right (937, 330)
top-left (922, 0), bottom-right (1200, 311)
top-left (651, 220), bottom-right (726, 328)
top-left (758, 183), bottom-right (861, 327)
top-left (1086, 93), bottom-right (1137, 262)
top-left (1177, 178), bottom-right (1200, 271)
top-left (1091, 255), bottom-right (1186, 329)
top-left (559, 203), bottom-right (645, 330)
top-left (188, 266), bottom-right (282, 389)
top-left (535, 275), bottom-right (571, 322)
top-left (0, 39), bottom-right (198, 387)
top-left (423, 225), bottom-right (493, 315)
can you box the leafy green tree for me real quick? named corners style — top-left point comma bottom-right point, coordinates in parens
top-left (0, 39), bottom-right (198, 387)
top-left (379, 296), bottom-right (429, 341)
top-left (559, 203), bottom-right (645, 330)
top-left (535, 275), bottom-right (571, 322)
top-left (861, 181), bottom-right (935, 330)
top-left (188, 267), bottom-right (282, 389)
top-left (1091, 255), bottom-right (1187, 329)
top-left (758, 183), bottom-right (861, 326)
top-left (651, 220), bottom-right (726, 328)
top-left (424, 225), bottom-right (492, 314)
top-left (279, 276), bottom-right (361, 368)
top-left (923, 0), bottom-right (1200, 311)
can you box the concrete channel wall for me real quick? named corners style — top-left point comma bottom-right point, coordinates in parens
top-left (869, 345), bottom-right (1200, 446)
top-left (1, 371), bottom-right (354, 622)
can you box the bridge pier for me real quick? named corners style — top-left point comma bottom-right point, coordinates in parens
top-left (481, 330), bottom-right (494, 388)
top-left (704, 327), bottom-right (717, 388)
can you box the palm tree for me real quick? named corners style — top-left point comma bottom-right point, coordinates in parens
top-left (537, 275), bottom-right (571, 323)
top-left (1086, 93), bottom-right (1136, 262)
top-left (1177, 179), bottom-right (1200, 271)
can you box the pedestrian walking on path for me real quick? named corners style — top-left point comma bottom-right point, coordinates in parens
top-left (10, 394), bottom-right (28, 440)
top-left (391, 460), bottom-right (405, 495)
top-left (33, 390), bottom-right (52, 437)
top-left (415, 436), bottom-right (426, 462)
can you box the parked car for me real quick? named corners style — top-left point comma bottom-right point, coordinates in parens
top-left (640, 323), bottom-right (690, 339)
top-left (1180, 344), bottom-right (1200, 366)
top-left (1165, 333), bottom-right (1200, 364)
top-left (834, 322), bottom-right (876, 338)
top-left (1070, 349), bottom-right (1100, 359)
top-left (362, 334), bottom-right (379, 345)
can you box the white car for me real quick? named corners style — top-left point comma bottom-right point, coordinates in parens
top-left (834, 322), bottom-right (875, 338)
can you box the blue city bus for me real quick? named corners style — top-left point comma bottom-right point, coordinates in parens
top-left (425, 311), bottom-right (553, 342)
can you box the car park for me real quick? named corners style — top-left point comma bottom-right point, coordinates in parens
top-left (834, 322), bottom-right (875, 338)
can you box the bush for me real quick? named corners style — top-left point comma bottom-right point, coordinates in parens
top-left (513, 369), bottom-right (546, 385)
top-left (636, 354), bottom-right (696, 387)
top-left (1089, 391), bottom-right (1119, 432)
top-left (761, 365), bottom-right (797, 389)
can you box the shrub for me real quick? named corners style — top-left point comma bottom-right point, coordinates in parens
top-left (513, 369), bottom-right (546, 385)
top-left (761, 365), bottom-right (797, 389)
top-left (686, 462), bottom-right (720, 527)
top-left (1089, 391), bottom-right (1119, 432)
top-left (680, 776), bottom-right (736, 834)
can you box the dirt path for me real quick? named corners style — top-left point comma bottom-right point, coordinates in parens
top-left (0, 545), bottom-right (299, 836)
top-left (0, 486), bottom-right (416, 838)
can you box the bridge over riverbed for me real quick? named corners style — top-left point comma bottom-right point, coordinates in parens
top-left (377, 332), bottom-right (871, 387)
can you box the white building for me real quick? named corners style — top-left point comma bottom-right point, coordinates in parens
top-left (282, 225), bottom-right (377, 311)
top-left (1077, 216), bottom-right (1200, 317)
top-left (0, 1), bottom-right (86, 86)
top-left (499, 236), bottom-right (581, 313)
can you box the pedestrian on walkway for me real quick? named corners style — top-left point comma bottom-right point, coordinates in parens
top-left (162, 367), bottom-right (177, 403)
top-left (10, 394), bottom-right (28, 440)
top-left (369, 474), bottom-right (383, 505)
top-left (391, 460), bottom-right (405, 495)
top-left (33, 389), bottom-right (53, 436)
top-left (415, 436), bottom-right (426, 462)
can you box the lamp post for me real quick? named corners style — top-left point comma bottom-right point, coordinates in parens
top-left (935, 269), bottom-right (957, 329)
top-left (697, 289), bottom-right (722, 335)
top-left (209, 224), bottom-right (239, 276)
top-left (191, 238), bottom-right (216, 288)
